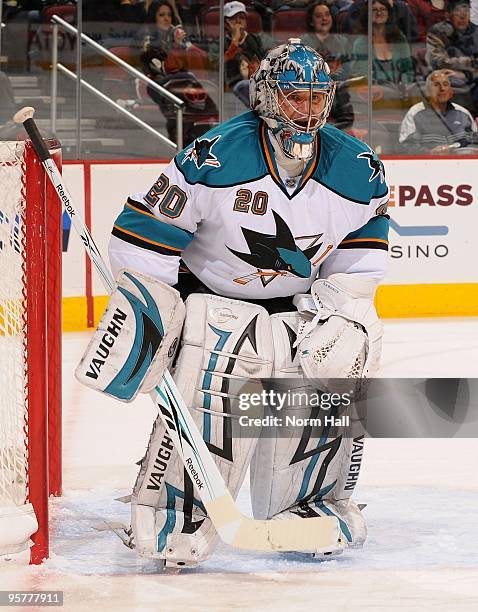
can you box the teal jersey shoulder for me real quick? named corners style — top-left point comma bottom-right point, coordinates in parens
top-left (342, 214), bottom-right (390, 243)
top-left (175, 112), bottom-right (268, 187)
top-left (314, 124), bottom-right (388, 204)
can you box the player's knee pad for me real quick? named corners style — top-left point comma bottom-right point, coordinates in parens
top-left (295, 273), bottom-right (383, 392)
top-left (76, 269), bottom-right (185, 401)
top-left (251, 310), bottom-right (311, 520)
top-left (132, 293), bottom-right (274, 566)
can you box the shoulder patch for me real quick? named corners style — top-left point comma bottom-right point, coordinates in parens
top-left (182, 135), bottom-right (221, 170)
top-left (175, 112), bottom-right (269, 187)
top-left (357, 148), bottom-right (386, 184)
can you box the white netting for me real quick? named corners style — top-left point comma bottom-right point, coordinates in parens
top-left (0, 140), bottom-right (28, 509)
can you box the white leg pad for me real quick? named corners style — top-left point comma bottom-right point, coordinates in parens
top-left (0, 504), bottom-right (37, 555)
top-left (132, 293), bottom-right (273, 566)
top-left (250, 311), bottom-right (367, 551)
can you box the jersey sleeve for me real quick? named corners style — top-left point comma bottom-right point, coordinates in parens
top-left (108, 159), bottom-right (201, 285)
top-left (319, 135), bottom-right (390, 282)
top-left (319, 213), bottom-right (390, 281)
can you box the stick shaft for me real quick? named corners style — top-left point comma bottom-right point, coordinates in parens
top-left (21, 114), bottom-right (115, 292)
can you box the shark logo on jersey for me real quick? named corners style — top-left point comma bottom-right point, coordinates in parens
top-left (357, 149), bottom-right (385, 184)
top-left (182, 135), bottom-right (221, 170)
top-left (227, 210), bottom-right (329, 287)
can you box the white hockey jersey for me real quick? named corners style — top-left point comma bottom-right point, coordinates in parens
top-left (109, 112), bottom-right (390, 299)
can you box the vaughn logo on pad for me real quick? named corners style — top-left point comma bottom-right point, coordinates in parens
top-left (85, 307), bottom-right (127, 379)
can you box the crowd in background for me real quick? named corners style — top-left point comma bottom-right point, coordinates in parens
top-left (3, 0), bottom-right (478, 153)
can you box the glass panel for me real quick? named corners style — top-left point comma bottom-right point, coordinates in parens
top-left (2, 1), bottom-right (476, 159)
top-left (0, 2), bottom-right (79, 157)
top-left (367, 0), bottom-right (478, 156)
top-left (364, 0), bottom-right (420, 155)
top-left (78, 1), bottom-right (220, 158)
top-left (299, 2), bottom-right (358, 137)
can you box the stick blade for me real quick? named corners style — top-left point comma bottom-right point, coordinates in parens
top-left (230, 515), bottom-right (342, 553)
top-left (206, 492), bottom-right (342, 553)
top-left (232, 516), bottom-right (343, 552)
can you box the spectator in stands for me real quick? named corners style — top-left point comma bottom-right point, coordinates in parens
top-left (145, 1), bottom-right (181, 51)
top-left (328, 80), bottom-right (355, 129)
top-left (141, 0), bottom-right (182, 24)
top-left (426, 0), bottom-right (478, 113)
top-left (407, 0), bottom-right (448, 43)
top-left (140, 5), bottom-right (218, 146)
top-left (299, 2), bottom-right (354, 131)
top-left (0, 71), bottom-right (16, 127)
top-left (351, 0), bottom-right (415, 103)
top-left (473, 0), bottom-right (478, 24)
top-left (224, 1), bottom-right (266, 107)
top-left (301, 1), bottom-right (350, 80)
top-left (143, 1), bottom-right (208, 73)
top-left (341, 0), bottom-right (419, 43)
top-left (141, 0), bottom-right (161, 22)
top-left (249, 0), bottom-right (274, 32)
top-left (399, 69), bottom-right (478, 152)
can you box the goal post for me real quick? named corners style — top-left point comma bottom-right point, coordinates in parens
top-left (0, 139), bottom-right (62, 565)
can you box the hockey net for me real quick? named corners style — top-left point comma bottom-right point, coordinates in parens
top-left (0, 140), bottom-right (62, 565)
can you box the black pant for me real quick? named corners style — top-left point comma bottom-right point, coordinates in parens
top-left (175, 269), bottom-right (295, 315)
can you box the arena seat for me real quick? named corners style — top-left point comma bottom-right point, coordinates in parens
top-left (41, 3), bottom-right (76, 24)
top-left (272, 9), bottom-right (307, 42)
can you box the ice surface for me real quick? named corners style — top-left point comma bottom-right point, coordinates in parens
top-left (1, 320), bottom-right (477, 611)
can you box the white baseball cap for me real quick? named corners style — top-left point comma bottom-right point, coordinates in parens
top-left (224, 1), bottom-right (247, 18)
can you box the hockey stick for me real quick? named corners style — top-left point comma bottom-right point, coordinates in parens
top-left (14, 107), bottom-right (341, 553)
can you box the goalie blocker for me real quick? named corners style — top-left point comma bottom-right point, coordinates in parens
top-left (76, 270), bottom-right (185, 401)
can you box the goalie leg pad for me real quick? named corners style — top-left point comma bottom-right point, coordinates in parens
top-left (132, 293), bottom-right (274, 565)
top-left (0, 503), bottom-right (38, 556)
top-left (76, 269), bottom-right (185, 402)
top-left (250, 312), bottom-right (366, 551)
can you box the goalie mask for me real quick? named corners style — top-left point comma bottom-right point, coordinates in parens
top-left (250, 39), bottom-right (336, 160)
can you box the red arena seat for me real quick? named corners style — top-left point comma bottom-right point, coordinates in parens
top-left (272, 9), bottom-right (307, 41)
top-left (41, 3), bottom-right (76, 24)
